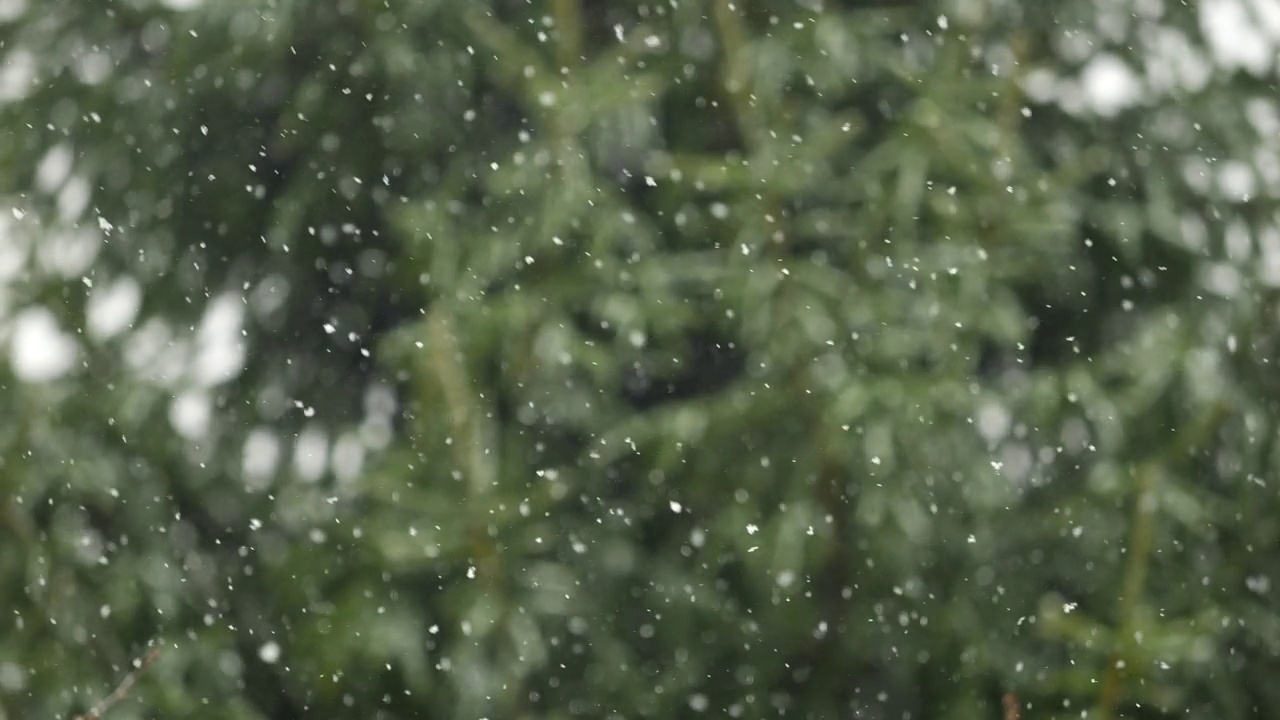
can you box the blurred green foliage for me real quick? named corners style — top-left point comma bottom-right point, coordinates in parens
top-left (0, 1), bottom-right (1277, 719)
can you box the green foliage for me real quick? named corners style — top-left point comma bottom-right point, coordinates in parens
top-left (0, 1), bottom-right (1277, 720)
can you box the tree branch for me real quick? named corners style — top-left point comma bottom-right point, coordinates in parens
top-left (73, 647), bottom-right (161, 720)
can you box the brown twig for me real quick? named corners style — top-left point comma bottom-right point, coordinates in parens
top-left (1003, 693), bottom-right (1020, 720)
top-left (73, 647), bottom-right (162, 720)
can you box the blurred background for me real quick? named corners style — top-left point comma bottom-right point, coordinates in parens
top-left (0, 0), bottom-right (1278, 718)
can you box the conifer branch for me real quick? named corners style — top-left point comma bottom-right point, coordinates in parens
top-left (73, 647), bottom-right (161, 720)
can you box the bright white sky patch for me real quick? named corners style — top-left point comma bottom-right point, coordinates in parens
top-left (169, 390), bottom-right (211, 440)
top-left (86, 275), bottom-right (141, 340)
top-left (975, 401), bottom-right (1012, 444)
top-left (57, 176), bottom-right (91, 223)
top-left (0, 48), bottom-right (35, 102)
top-left (294, 426), bottom-right (329, 482)
top-left (9, 306), bottom-right (78, 381)
top-left (0, 228), bottom-right (26, 285)
top-left (1258, 227), bottom-right (1280, 287)
top-left (331, 431), bottom-right (365, 483)
top-left (1033, 0), bottom-right (1280, 116)
top-left (35, 144), bottom-right (73, 194)
top-left (1144, 27), bottom-right (1211, 94)
top-left (1218, 161), bottom-right (1257, 201)
top-left (1200, 0), bottom-right (1274, 76)
top-left (1080, 53), bottom-right (1142, 116)
top-left (1251, 0), bottom-right (1280, 37)
top-left (257, 640), bottom-right (280, 664)
top-left (71, 49), bottom-right (112, 86)
top-left (242, 428), bottom-right (280, 490)
top-left (194, 293), bottom-right (246, 386)
top-left (0, 0), bottom-right (26, 23)
top-left (37, 226), bottom-right (99, 278)
top-left (123, 318), bottom-right (187, 387)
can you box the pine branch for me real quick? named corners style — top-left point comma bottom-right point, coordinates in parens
top-left (72, 647), bottom-right (161, 720)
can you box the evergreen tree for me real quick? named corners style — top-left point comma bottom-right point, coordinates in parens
top-left (0, 2), bottom-right (1276, 719)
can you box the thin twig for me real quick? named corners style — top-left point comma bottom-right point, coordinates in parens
top-left (1096, 400), bottom-right (1228, 718)
top-left (1003, 693), bottom-right (1019, 720)
top-left (550, 0), bottom-right (582, 70)
top-left (73, 647), bottom-right (161, 720)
